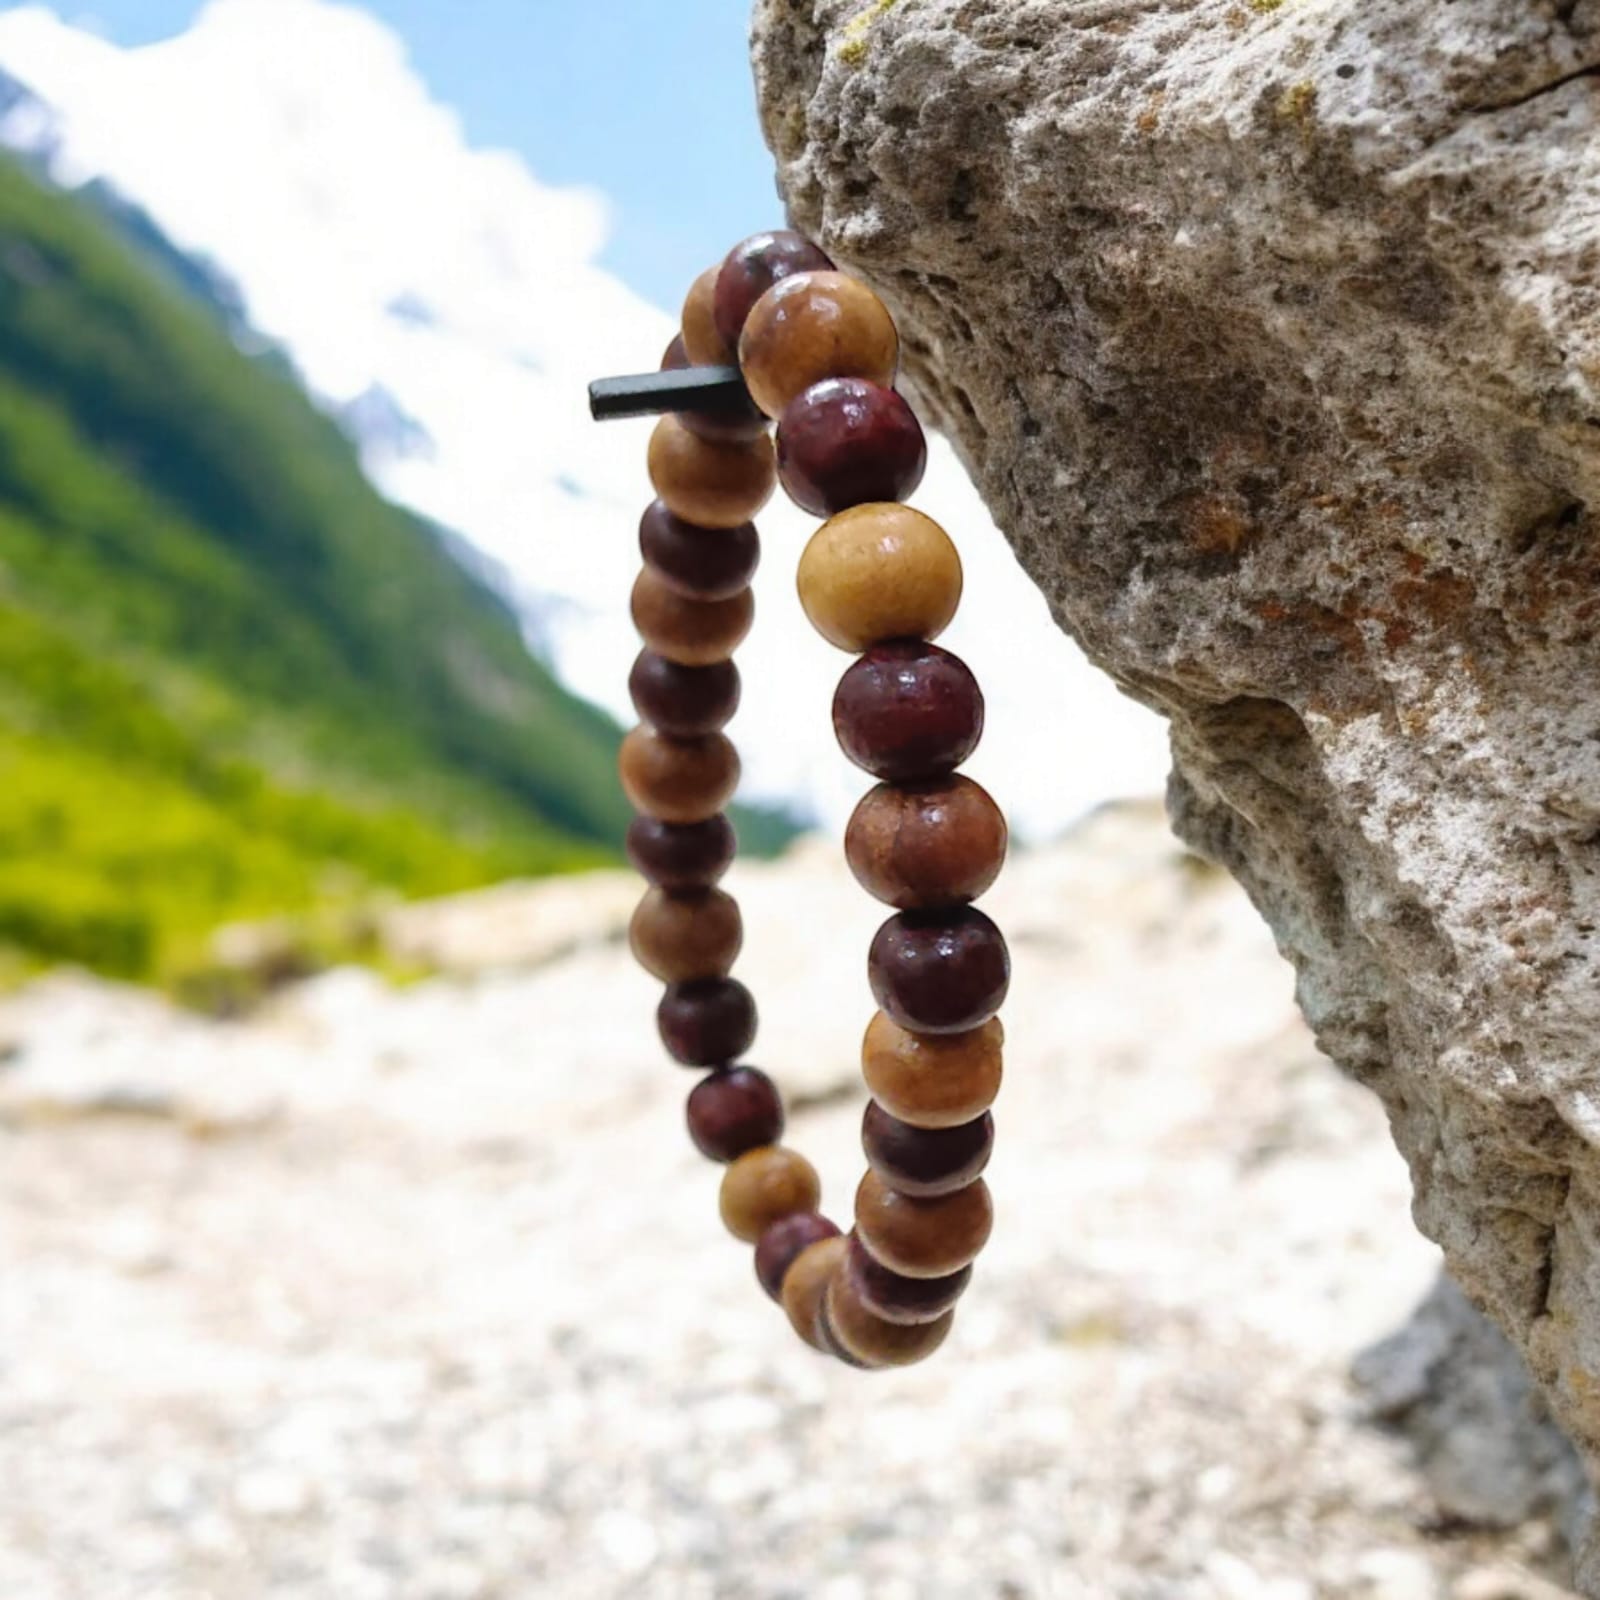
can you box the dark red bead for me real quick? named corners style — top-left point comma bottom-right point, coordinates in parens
top-left (686, 1065), bottom-right (784, 1162)
top-left (658, 977), bottom-right (757, 1066)
top-left (661, 334), bottom-right (767, 443)
top-left (638, 500), bottom-right (760, 601)
top-left (753, 1212), bottom-right (842, 1300)
top-left (626, 814), bottom-right (737, 890)
top-left (777, 379), bottom-right (926, 517)
top-left (868, 907), bottom-right (1009, 1034)
top-left (862, 1101), bottom-right (994, 1198)
top-left (832, 641), bottom-right (984, 781)
top-left (843, 1231), bottom-right (972, 1325)
top-left (713, 230), bottom-right (834, 350)
top-left (629, 650), bottom-right (740, 737)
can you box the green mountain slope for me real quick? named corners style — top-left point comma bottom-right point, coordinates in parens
top-left (0, 157), bottom-right (790, 987)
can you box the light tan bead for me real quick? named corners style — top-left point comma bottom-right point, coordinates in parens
top-left (824, 1266), bottom-right (954, 1367)
top-left (681, 264), bottom-right (736, 365)
top-left (797, 503), bottom-right (963, 652)
top-left (719, 1145), bottom-right (822, 1243)
top-left (781, 1234), bottom-right (848, 1350)
top-left (854, 1170), bottom-right (993, 1279)
top-left (628, 887), bottom-right (742, 982)
top-left (648, 416), bottom-right (776, 529)
top-left (618, 726), bottom-right (739, 824)
top-left (631, 567), bottom-right (753, 667)
top-left (860, 1010), bottom-right (1003, 1129)
top-left (738, 270), bottom-right (899, 419)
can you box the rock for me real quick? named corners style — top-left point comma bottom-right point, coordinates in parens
top-left (1458, 1570), bottom-right (1591, 1600)
top-left (751, 0), bottom-right (1600, 1571)
top-left (1356, 1275), bottom-right (1590, 1539)
top-left (0, 973), bottom-right (284, 1135)
top-left (378, 869), bottom-right (639, 974)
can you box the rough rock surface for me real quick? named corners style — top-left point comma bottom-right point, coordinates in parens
top-left (750, 0), bottom-right (1600, 1575)
top-left (0, 809), bottom-right (1581, 1596)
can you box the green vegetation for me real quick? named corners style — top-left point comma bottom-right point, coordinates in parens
top-left (0, 157), bottom-right (792, 990)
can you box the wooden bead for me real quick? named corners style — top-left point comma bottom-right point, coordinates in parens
top-left (778, 379), bottom-right (926, 518)
top-left (832, 641), bottom-right (984, 781)
top-left (618, 726), bottom-right (739, 824)
top-left (814, 1296), bottom-right (873, 1368)
top-left (797, 504), bottom-right (962, 653)
top-left (861, 1010), bottom-right (1003, 1129)
top-left (781, 1234), bottom-right (848, 1350)
top-left (843, 1231), bottom-right (971, 1324)
top-left (754, 1212), bottom-right (841, 1300)
top-left (868, 906), bottom-right (1010, 1034)
top-left (639, 500), bottom-right (760, 601)
top-left (686, 1065), bottom-right (784, 1162)
top-left (628, 652), bottom-right (740, 737)
top-left (862, 1101), bottom-right (993, 1198)
top-left (854, 1169), bottom-right (993, 1279)
top-left (631, 567), bottom-right (753, 667)
top-left (648, 416), bottom-right (776, 529)
top-left (824, 1269), bottom-right (954, 1367)
top-left (714, 230), bottom-right (833, 349)
top-left (658, 977), bottom-right (757, 1066)
top-left (626, 814), bottom-right (737, 890)
top-left (738, 270), bottom-right (899, 420)
top-left (628, 887), bottom-right (742, 982)
top-left (845, 775), bottom-right (1007, 909)
top-left (681, 264), bottom-right (735, 365)
top-left (661, 333), bottom-right (767, 443)
top-left (719, 1144), bottom-right (822, 1243)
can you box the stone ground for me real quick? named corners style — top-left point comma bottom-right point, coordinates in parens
top-left (0, 804), bottom-right (1580, 1598)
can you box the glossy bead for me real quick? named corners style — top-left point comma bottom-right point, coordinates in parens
top-left (648, 416), bottom-right (777, 529)
top-left (861, 1011), bottom-right (1003, 1129)
top-left (639, 500), bottom-right (760, 602)
top-left (843, 1231), bottom-right (972, 1324)
top-left (824, 1269), bottom-right (954, 1367)
top-left (754, 1212), bottom-right (842, 1300)
top-left (832, 641), bottom-right (984, 781)
top-left (628, 651), bottom-right (740, 737)
top-left (628, 886), bottom-right (742, 983)
top-left (854, 1169), bottom-right (993, 1279)
top-left (844, 775), bottom-right (1007, 909)
top-left (781, 1234), bottom-right (848, 1350)
top-left (862, 1101), bottom-right (993, 1198)
top-left (686, 1065), bottom-right (784, 1162)
top-left (661, 333), bottom-right (767, 444)
top-left (777, 379), bottom-right (926, 517)
top-left (618, 726), bottom-right (739, 824)
top-left (626, 813), bottom-right (737, 890)
top-left (719, 1144), bottom-right (821, 1243)
top-left (868, 906), bottom-right (1010, 1034)
top-left (714, 229), bottom-right (834, 350)
top-left (739, 270), bottom-right (899, 420)
top-left (798, 504), bottom-right (963, 653)
top-left (658, 976), bottom-right (757, 1066)
top-left (631, 567), bottom-right (753, 667)
top-left (681, 264), bottom-right (734, 365)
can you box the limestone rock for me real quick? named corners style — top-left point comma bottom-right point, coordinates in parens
top-left (751, 0), bottom-right (1600, 1569)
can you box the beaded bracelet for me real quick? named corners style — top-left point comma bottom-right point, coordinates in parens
top-left (590, 232), bottom-right (1010, 1369)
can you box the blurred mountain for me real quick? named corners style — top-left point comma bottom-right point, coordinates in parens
top-left (0, 1), bottom-right (1172, 838)
top-left (0, 155), bottom-right (791, 988)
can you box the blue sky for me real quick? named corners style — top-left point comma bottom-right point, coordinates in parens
top-left (58, 0), bottom-right (779, 308)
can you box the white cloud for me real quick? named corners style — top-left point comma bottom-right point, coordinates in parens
top-left (0, 0), bottom-right (1169, 837)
